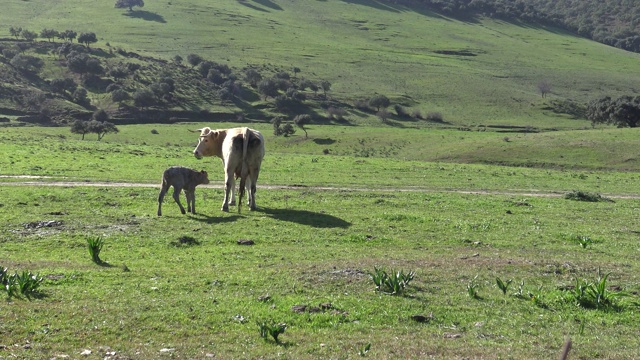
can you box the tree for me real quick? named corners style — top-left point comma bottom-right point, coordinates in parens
top-left (369, 94), bottom-right (390, 112)
top-left (87, 117), bottom-right (119, 140)
top-left (59, 29), bottom-right (77, 42)
top-left (67, 52), bottom-right (89, 77)
top-left (133, 88), bottom-right (156, 109)
top-left (98, 121), bottom-right (119, 141)
top-left (51, 78), bottom-right (78, 95)
top-left (72, 87), bottom-right (90, 107)
top-left (9, 26), bottom-right (22, 39)
top-left (92, 109), bottom-right (110, 122)
top-left (586, 95), bottom-right (640, 128)
top-left (320, 80), bottom-right (331, 97)
top-left (244, 69), bottom-right (262, 87)
top-left (115, 0), bottom-right (144, 11)
top-left (271, 116), bottom-right (295, 137)
top-left (186, 53), bottom-right (203, 68)
top-left (293, 114), bottom-right (312, 139)
top-left (111, 89), bottom-right (130, 107)
top-left (70, 120), bottom-right (90, 140)
top-left (10, 54), bottom-right (44, 73)
top-left (85, 58), bottom-right (104, 76)
top-left (21, 30), bottom-right (38, 42)
top-left (78, 32), bottom-right (98, 48)
top-left (257, 78), bottom-right (279, 100)
top-left (537, 80), bottom-right (552, 98)
top-left (40, 29), bottom-right (59, 42)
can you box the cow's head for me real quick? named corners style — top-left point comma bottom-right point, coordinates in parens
top-left (192, 127), bottom-right (223, 159)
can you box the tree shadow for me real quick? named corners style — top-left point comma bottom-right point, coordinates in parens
top-left (237, 1), bottom-right (268, 12)
top-left (340, 0), bottom-right (400, 13)
top-left (252, 0), bottom-right (283, 11)
top-left (313, 138), bottom-right (336, 145)
top-left (122, 10), bottom-right (167, 23)
top-left (260, 207), bottom-right (351, 228)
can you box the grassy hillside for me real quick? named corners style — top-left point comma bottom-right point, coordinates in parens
top-left (2, 0), bottom-right (640, 128)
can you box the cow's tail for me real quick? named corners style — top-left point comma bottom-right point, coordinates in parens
top-left (238, 127), bottom-right (250, 213)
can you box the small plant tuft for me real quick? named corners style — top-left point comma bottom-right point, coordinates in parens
top-left (564, 190), bottom-right (612, 202)
top-left (369, 266), bottom-right (415, 295)
top-left (571, 269), bottom-right (625, 310)
top-left (467, 275), bottom-right (481, 299)
top-left (257, 320), bottom-right (286, 343)
top-left (496, 277), bottom-right (512, 295)
top-left (2, 267), bottom-right (43, 300)
top-left (359, 343), bottom-right (371, 357)
top-left (87, 236), bottom-right (105, 264)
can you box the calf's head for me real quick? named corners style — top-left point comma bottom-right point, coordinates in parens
top-left (196, 170), bottom-right (210, 185)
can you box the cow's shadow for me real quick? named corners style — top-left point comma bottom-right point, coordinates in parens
top-left (190, 214), bottom-right (242, 224)
top-left (259, 207), bottom-right (351, 228)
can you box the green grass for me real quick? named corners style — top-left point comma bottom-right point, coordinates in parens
top-left (1, 183), bottom-right (639, 358)
top-left (3, 124), bottom-right (640, 196)
top-left (2, 1), bottom-right (640, 127)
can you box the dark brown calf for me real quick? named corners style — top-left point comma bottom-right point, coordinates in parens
top-left (157, 166), bottom-right (210, 216)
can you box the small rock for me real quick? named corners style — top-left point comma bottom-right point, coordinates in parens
top-left (237, 239), bottom-right (255, 245)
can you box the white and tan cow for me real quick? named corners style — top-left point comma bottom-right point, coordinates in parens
top-left (192, 127), bottom-right (265, 212)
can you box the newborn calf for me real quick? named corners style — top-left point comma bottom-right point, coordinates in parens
top-left (157, 166), bottom-right (210, 216)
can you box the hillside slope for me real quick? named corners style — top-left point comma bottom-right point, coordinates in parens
top-left (1, 0), bottom-right (640, 128)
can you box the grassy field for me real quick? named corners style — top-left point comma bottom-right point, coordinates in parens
top-left (2, 0), bottom-right (640, 358)
top-left (2, 123), bottom-right (640, 359)
top-left (2, 0), bottom-right (640, 127)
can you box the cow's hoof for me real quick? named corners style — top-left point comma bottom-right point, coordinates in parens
top-left (229, 201), bottom-right (236, 206)
top-left (221, 207), bottom-right (229, 212)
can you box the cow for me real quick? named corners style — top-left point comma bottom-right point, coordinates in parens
top-left (157, 166), bottom-right (210, 216)
top-left (192, 127), bottom-right (265, 212)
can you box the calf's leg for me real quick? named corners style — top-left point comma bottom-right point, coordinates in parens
top-left (172, 187), bottom-right (187, 214)
top-left (157, 181), bottom-right (170, 216)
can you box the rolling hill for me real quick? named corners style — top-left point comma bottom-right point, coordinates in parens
top-left (1, 0), bottom-right (640, 130)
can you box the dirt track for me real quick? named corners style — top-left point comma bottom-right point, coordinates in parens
top-left (3, 176), bottom-right (640, 199)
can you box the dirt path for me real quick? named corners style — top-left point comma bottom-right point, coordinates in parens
top-left (3, 176), bottom-right (640, 199)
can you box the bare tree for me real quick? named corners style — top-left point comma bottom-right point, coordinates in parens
top-left (537, 80), bottom-right (552, 98)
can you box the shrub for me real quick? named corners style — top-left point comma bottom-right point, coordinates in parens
top-left (377, 109), bottom-right (391, 122)
top-left (411, 109), bottom-right (423, 119)
top-left (426, 112), bottom-right (444, 122)
top-left (327, 106), bottom-right (347, 120)
top-left (394, 104), bottom-right (410, 118)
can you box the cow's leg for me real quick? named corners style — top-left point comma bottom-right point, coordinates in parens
top-left (157, 183), bottom-right (170, 216)
top-left (173, 187), bottom-right (186, 214)
top-left (249, 168), bottom-right (260, 211)
top-left (222, 171), bottom-right (234, 212)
